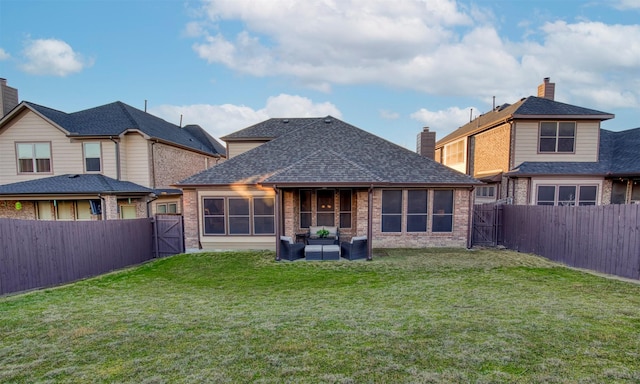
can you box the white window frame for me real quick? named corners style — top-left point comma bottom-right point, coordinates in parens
top-left (533, 180), bottom-right (601, 206)
top-left (83, 142), bottom-right (102, 173)
top-left (538, 121), bottom-right (576, 153)
top-left (16, 142), bottom-right (52, 174)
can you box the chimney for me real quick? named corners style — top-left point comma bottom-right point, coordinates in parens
top-left (537, 77), bottom-right (555, 100)
top-left (416, 127), bottom-right (436, 159)
top-left (0, 78), bottom-right (19, 117)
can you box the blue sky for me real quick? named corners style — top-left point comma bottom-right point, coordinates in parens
top-left (1, 0), bottom-right (639, 149)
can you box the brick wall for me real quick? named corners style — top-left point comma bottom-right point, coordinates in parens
top-left (473, 122), bottom-right (511, 178)
top-left (602, 179), bottom-right (612, 204)
top-left (182, 189), bottom-right (199, 249)
top-left (0, 200), bottom-right (36, 219)
top-left (512, 178), bottom-right (530, 205)
top-left (152, 143), bottom-right (218, 189)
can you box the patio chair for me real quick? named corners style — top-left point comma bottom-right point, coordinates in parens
top-left (279, 236), bottom-right (305, 261)
top-left (340, 236), bottom-right (368, 260)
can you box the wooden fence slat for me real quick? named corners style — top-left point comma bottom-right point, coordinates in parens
top-left (0, 218), bottom-right (156, 295)
top-left (496, 204), bottom-right (640, 280)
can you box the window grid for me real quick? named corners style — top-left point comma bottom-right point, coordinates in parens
top-left (536, 185), bottom-right (599, 206)
top-left (539, 121), bottom-right (575, 153)
top-left (17, 142), bottom-right (52, 173)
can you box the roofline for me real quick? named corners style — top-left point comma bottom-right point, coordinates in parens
top-left (0, 102), bottom-right (71, 135)
top-left (220, 137), bottom-right (273, 142)
top-left (176, 181), bottom-right (481, 188)
top-left (436, 116), bottom-right (511, 148)
top-left (504, 171), bottom-right (608, 178)
top-left (0, 191), bottom-right (152, 198)
top-left (511, 114), bottom-right (615, 120)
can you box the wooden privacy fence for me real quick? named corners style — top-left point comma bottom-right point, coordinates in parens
top-left (500, 204), bottom-right (640, 280)
top-left (0, 218), bottom-right (154, 295)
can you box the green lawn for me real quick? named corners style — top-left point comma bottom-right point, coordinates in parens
top-left (1, 249), bottom-right (639, 383)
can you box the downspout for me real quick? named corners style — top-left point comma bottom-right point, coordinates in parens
top-left (98, 194), bottom-right (106, 220)
top-left (274, 186), bottom-right (281, 261)
top-left (109, 136), bottom-right (121, 180)
top-left (146, 193), bottom-right (158, 218)
top-left (150, 141), bottom-right (157, 189)
top-left (467, 187), bottom-right (474, 249)
top-left (367, 185), bottom-right (373, 260)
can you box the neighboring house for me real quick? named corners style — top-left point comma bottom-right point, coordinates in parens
top-left (176, 116), bottom-right (482, 254)
top-left (433, 78), bottom-right (640, 206)
top-left (0, 100), bottom-right (225, 220)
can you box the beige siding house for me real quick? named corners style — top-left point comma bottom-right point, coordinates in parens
top-left (0, 101), bottom-right (225, 220)
top-left (432, 78), bottom-right (637, 206)
top-left (177, 117), bottom-right (481, 259)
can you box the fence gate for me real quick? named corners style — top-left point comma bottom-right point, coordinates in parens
top-left (153, 214), bottom-right (185, 257)
top-left (472, 203), bottom-right (503, 247)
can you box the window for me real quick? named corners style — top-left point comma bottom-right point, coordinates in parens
top-left (299, 190), bottom-right (312, 228)
top-left (76, 200), bottom-right (92, 220)
top-left (316, 189), bottom-right (334, 226)
top-left (444, 139), bottom-right (465, 165)
top-left (254, 197), bottom-right (275, 235)
top-left (432, 190), bottom-right (454, 232)
top-left (157, 203), bottom-right (178, 214)
top-left (476, 186), bottom-right (495, 198)
top-left (407, 190), bottom-right (427, 232)
top-left (228, 198), bottom-right (250, 234)
top-left (339, 190), bottom-right (352, 228)
top-left (203, 198), bottom-right (225, 234)
top-left (539, 122), bottom-right (575, 153)
top-left (203, 197), bottom-right (275, 235)
top-left (382, 190), bottom-right (402, 232)
top-left (17, 143), bottom-right (51, 173)
top-left (120, 205), bottom-right (137, 219)
top-left (536, 185), bottom-right (598, 206)
top-left (83, 142), bottom-right (102, 172)
top-left (37, 201), bottom-right (53, 220)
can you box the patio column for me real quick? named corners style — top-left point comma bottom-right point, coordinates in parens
top-left (274, 187), bottom-right (281, 261)
top-left (367, 185), bottom-right (373, 260)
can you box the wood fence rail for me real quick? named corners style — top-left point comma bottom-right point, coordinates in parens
top-left (0, 218), bottom-right (154, 295)
top-left (500, 204), bottom-right (640, 280)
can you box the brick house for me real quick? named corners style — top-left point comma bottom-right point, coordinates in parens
top-left (433, 78), bottom-right (640, 206)
top-left (176, 117), bottom-right (482, 257)
top-left (0, 100), bottom-right (225, 220)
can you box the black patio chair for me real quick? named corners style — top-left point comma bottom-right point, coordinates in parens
top-left (279, 236), bottom-right (305, 261)
top-left (340, 236), bottom-right (368, 260)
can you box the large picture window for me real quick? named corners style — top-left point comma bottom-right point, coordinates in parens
top-left (84, 142), bottom-right (102, 172)
top-left (382, 190), bottom-right (402, 232)
top-left (407, 190), bottom-right (427, 232)
top-left (203, 197), bottom-right (275, 235)
top-left (299, 190), bottom-right (312, 228)
top-left (228, 198), bottom-right (250, 234)
top-left (203, 198), bottom-right (225, 234)
top-left (17, 142), bottom-right (51, 173)
top-left (254, 197), bottom-right (275, 235)
top-left (536, 185), bottom-right (598, 206)
top-left (339, 190), bottom-right (352, 228)
top-left (539, 122), bottom-right (575, 153)
top-left (432, 190), bottom-right (454, 232)
top-left (316, 189), bottom-right (335, 226)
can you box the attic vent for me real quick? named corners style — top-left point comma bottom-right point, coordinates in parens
top-left (68, 174), bottom-right (80, 178)
top-left (324, 118), bottom-right (332, 124)
top-left (282, 119), bottom-right (289, 123)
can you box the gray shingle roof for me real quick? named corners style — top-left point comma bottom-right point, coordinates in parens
top-left (507, 127), bottom-right (640, 177)
top-left (179, 116), bottom-right (481, 187)
top-left (23, 101), bottom-right (225, 156)
top-left (437, 96), bottom-right (614, 147)
top-left (0, 174), bottom-right (152, 195)
top-left (221, 118), bottom-right (321, 140)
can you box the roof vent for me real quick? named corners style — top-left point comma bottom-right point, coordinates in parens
top-left (282, 119), bottom-right (289, 123)
top-left (68, 174), bottom-right (80, 178)
top-left (324, 118), bottom-right (332, 124)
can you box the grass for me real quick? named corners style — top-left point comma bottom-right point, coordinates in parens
top-left (1, 248), bottom-right (639, 383)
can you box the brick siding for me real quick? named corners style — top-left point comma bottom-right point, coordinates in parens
top-left (473, 122), bottom-right (511, 178)
top-left (152, 143), bottom-right (219, 189)
top-left (182, 189), bottom-right (199, 249)
top-left (0, 200), bottom-right (36, 219)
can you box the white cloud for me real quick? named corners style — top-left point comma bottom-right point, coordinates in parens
top-left (189, 0), bottom-right (640, 110)
top-left (149, 94), bottom-right (341, 139)
top-left (0, 48), bottom-right (10, 60)
top-left (20, 38), bottom-right (91, 76)
top-left (380, 110), bottom-right (400, 120)
top-left (410, 106), bottom-right (477, 136)
top-left (612, 0), bottom-right (640, 10)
